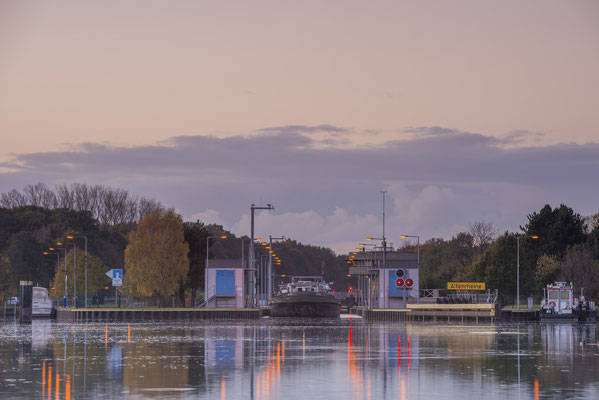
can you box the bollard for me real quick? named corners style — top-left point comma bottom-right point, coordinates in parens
top-left (18, 280), bottom-right (33, 324)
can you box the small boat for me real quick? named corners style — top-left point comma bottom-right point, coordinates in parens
top-left (269, 276), bottom-right (340, 318)
top-left (32, 287), bottom-right (55, 318)
top-left (540, 282), bottom-right (595, 323)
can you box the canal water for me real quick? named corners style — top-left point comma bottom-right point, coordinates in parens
top-left (1, 318), bottom-right (598, 399)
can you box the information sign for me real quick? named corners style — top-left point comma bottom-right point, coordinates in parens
top-left (447, 282), bottom-right (485, 290)
top-left (105, 269), bottom-right (123, 287)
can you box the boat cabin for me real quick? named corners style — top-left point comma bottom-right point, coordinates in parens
top-left (543, 282), bottom-right (574, 314)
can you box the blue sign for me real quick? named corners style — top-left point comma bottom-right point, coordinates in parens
top-left (105, 269), bottom-right (123, 286)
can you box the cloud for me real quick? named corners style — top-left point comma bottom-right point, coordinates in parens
top-left (1, 126), bottom-right (598, 253)
top-left (257, 124), bottom-right (348, 134)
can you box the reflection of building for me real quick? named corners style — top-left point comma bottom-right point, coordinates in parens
top-left (205, 259), bottom-right (245, 308)
top-left (349, 250), bottom-right (419, 308)
top-left (204, 327), bottom-right (244, 372)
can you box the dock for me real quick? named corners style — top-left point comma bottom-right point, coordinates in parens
top-left (56, 308), bottom-right (262, 322)
top-left (352, 303), bottom-right (499, 322)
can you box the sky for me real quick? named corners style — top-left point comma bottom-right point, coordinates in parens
top-left (1, 1), bottom-right (598, 253)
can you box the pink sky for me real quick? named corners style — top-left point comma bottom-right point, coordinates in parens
top-left (1, 0), bottom-right (598, 160)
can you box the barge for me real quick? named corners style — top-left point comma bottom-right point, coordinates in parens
top-left (269, 276), bottom-right (340, 318)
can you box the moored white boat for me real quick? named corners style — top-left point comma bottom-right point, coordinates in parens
top-left (540, 282), bottom-right (595, 323)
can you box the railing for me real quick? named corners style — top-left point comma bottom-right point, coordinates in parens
top-left (196, 286), bottom-right (216, 308)
top-left (420, 288), bottom-right (498, 304)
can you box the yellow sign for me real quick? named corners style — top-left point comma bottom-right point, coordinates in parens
top-left (447, 282), bottom-right (486, 290)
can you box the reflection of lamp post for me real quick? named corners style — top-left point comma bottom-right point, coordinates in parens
top-left (516, 234), bottom-right (539, 310)
top-left (67, 235), bottom-right (88, 307)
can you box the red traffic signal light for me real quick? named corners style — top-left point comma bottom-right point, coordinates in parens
top-left (348, 286), bottom-right (353, 291)
top-left (395, 278), bottom-right (404, 287)
top-left (405, 279), bottom-right (414, 287)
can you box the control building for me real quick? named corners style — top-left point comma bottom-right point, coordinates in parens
top-left (348, 249), bottom-right (419, 309)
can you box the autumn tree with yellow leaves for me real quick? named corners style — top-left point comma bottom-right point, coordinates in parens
top-left (124, 209), bottom-right (189, 305)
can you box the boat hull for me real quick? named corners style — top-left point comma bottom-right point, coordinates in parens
top-left (269, 294), bottom-right (340, 318)
top-left (540, 309), bottom-right (596, 323)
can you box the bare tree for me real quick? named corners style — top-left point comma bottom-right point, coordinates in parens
top-left (0, 183), bottom-right (164, 226)
top-left (560, 245), bottom-right (599, 298)
top-left (469, 221), bottom-right (498, 251)
top-left (23, 183), bottom-right (56, 207)
top-left (0, 189), bottom-right (27, 208)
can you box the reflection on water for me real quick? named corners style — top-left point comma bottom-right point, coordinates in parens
top-left (1, 318), bottom-right (598, 399)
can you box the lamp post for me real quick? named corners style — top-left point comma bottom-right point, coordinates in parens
top-left (516, 234), bottom-right (539, 310)
top-left (43, 251), bottom-right (59, 307)
top-left (59, 241), bottom-right (77, 307)
top-left (50, 246), bottom-right (68, 307)
top-left (250, 204), bottom-right (274, 307)
top-left (268, 236), bottom-right (285, 301)
top-left (367, 236), bottom-right (388, 307)
top-left (205, 235), bottom-right (227, 305)
top-left (67, 236), bottom-right (87, 307)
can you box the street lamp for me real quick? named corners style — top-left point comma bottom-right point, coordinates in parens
top-left (516, 234), bottom-right (539, 310)
top-left (67, 235), bottom-right (88, 307)
top-left (250, 203), bottom-right (274, 307)
top-left (51, 245), bottom-right (68, 307)
top-left (60, 241), bottom-right (77, 307)
top-left (268, 235), bottom-right (285, 300)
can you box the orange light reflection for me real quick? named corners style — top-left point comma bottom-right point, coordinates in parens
top-left (48, 365), bottom-right (52, 400)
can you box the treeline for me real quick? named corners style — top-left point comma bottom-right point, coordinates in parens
top-left (125, 216), bottom-right (348, 306)
top-left (0, 183), bottom-right (163, 226)
top-left (419, 204), bottom-right (599, 303)
top-left (0, 184), bottom-right (349, 305)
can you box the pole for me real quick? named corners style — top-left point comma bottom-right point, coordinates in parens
top-left (73, 244), bottom-right (77, 307)
top-left (241, 239), bottom-right (246, 306)
top-left (205, 237), bottom-right (210, 306)
top-left (517, 236), bottom-right (520, 311)
top-left (84, 237), bottom-right (88, 308)
top-left (64, 250), bottom-right (68, 308)
top-left (382, 190), bottom-right (387, 308)
top-left (249, 203), bottom-right (275, 307)
top-left (268, 237), bottom-right (273, 301)
top-left (250, 206), bottom-right (255, 306)
top-left (417, 236), bottom-right (420, 304)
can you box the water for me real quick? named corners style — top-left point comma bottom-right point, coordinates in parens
top-left (1, 317), bottom-right (598, 399)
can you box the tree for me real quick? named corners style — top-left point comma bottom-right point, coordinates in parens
top-left (124, 209), bottom-right (189, 304)
top-left (181, 221), bottom-right (213, 306)
top-left (521, 204), bottom-right (586, 259)
top-left (419, 233), bottom-right (476, 288)
top-left (469, 221), bottom-right (498, 252)
top-left (535, 254), bottom-right (561, 289)
top-left (7, 231), bottom-right (52, 288)
top-left (0, 255), bottom-right (15, 303)
top-left (49, 249), bottom-right (110, 300)
top-left (468, 233), bottom-right (537, 303)
top-left (588, 215), bottom-right (599, 260)
top-left (560, 244), bottom-right (599, 299)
